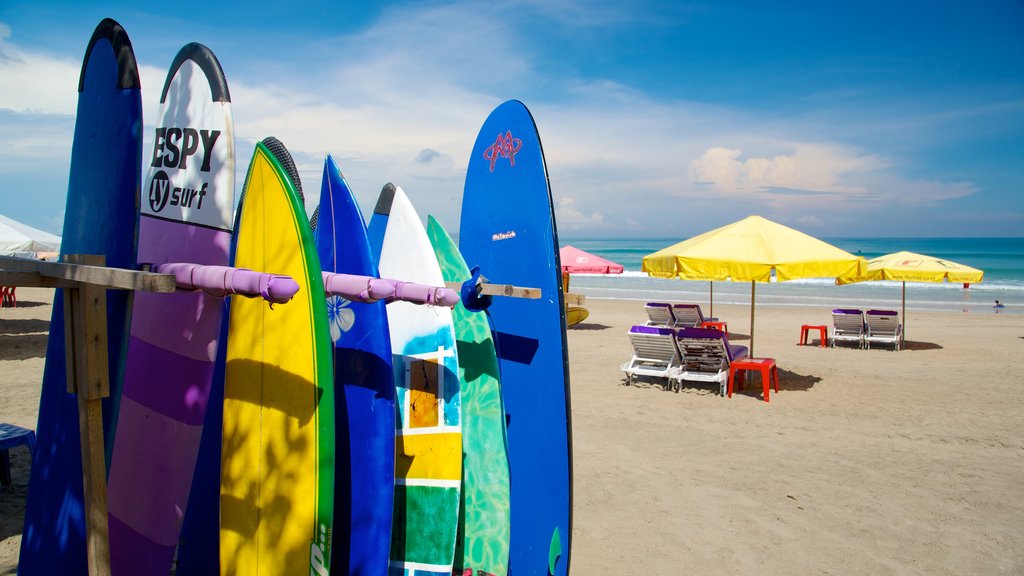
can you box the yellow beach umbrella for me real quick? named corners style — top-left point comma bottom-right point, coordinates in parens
top-left (836, 251), bottom-right (984, 345)
top-left (643, 215), bottom-right (865, 356)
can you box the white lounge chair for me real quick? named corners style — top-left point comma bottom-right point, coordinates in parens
top-left (644, 302), bottom-right (675, 327)
top-left (620, 325), bottom-right (680, 387)
top-left (865, 309), bottom-right (902, 351)
top-left (670, 303), bottom-right (716, 328)
top-left (671, 327), bottom-right (748, 395)
top-left (830, 308), bottom-right (865, 349)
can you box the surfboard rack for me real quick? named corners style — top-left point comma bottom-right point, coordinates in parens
top-left (445, 280), bottom-right (542, 299)
top-left (0, 254), bottom-right (175, 576)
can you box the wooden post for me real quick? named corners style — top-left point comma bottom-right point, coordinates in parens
top-left (750, 280), bottom-right (756, 358)
top-left (709, 280), bottom-right (714, 320)
top-left (64, 254), bottom-right (112, 576)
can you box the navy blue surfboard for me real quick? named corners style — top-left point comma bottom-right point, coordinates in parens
top-left (313, 154), bottom-right (396, 575)
top-left (19, 18), bottom-right (142, 575)
top-left (459, 100), bottom-right (573, 576)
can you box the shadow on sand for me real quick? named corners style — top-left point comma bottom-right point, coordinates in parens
top-left (569, 322), bottom-right (612, 331)
top-left (896, 340), bottom-right (943, 351)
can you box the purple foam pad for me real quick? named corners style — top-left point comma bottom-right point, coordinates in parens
top-left (833, 308), bottom-right (863, 315)
top-left (677, 326), bottom-right (726, 341)
top-left (630, 324), bottom-right (674, 336)
top-left (866, 309), bottom-right (898, 316)
top-left (728, 345), bottom-right (749, 361)
top-left (322, 272), bottom-right (460, 307)
top-left (154, 262), bottom-right (300, 304)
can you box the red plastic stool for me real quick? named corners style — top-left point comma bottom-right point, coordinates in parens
top-left (799, 324), bottom-right (827, 347)
top-left (728, 358), bottom-right (779, 402)
top-left (700, 320), bottom-right (728, 333)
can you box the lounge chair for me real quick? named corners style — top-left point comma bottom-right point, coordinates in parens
top-left (670, 303), bottom-right (716, 328)
top-left (865, 309), bottom-right (902, 351)
top-left (670, 327), bottom-right (748, 395)
top-left (830, 309), bottom-right (865, 349)
top-left (643, 302), bottom-right (674, 327)
top-left (620, 325), bottom-right (680, 387)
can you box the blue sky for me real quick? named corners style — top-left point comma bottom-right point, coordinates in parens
top-left (1, 0), bottom-right (1022, 238)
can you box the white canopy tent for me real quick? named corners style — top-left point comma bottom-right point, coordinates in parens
top-left (0, 214), bottom-right (61, 256)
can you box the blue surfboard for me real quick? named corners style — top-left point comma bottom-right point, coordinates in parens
top-left (458, 100), bottom-right (573, 576)
top-left (313, 154), bottom-right (396, 575)
top-left (19, 18), bottom-right (142, 576)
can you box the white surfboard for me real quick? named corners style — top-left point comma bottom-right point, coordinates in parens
top-left (368, 184), bottom-right (462, 575)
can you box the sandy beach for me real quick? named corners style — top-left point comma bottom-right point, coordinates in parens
top-left (1, 288), bottom-right (1023, 574)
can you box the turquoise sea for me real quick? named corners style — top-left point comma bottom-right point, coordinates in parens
top-left (559, 237), bottom-right (1024, 314)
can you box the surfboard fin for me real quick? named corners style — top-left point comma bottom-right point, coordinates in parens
top-left (548, 526), bottom-right (562, 575)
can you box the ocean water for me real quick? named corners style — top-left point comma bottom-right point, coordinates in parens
top-left (560, 237), bottom-right (1024, 314)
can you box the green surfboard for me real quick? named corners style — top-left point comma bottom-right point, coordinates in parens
top-left (427, 216), bottom-right (511, 576)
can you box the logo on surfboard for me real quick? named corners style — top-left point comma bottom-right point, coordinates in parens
top-left (143, 123), bottom-right (232, 230)
top-left (483, 130), bottom-right (522, 172)
top-left (148, 169), bottom-right (208, 213)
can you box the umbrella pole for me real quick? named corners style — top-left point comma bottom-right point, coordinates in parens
top-left (709, 281), bottom-right (714, 319)
top-left (750, 280), bottom-right (756, 357)
top-left (902, 281), bottom-right (906, 350)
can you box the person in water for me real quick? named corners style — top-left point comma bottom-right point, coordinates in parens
top-left (994, 300), bottom-right (1005, 308)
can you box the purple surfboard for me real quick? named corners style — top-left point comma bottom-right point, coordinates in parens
top-left (105, 43), bottom-right (235, 576)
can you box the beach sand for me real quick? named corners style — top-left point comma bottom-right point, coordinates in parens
top-left (1, 289), bottom-right (1023, 574)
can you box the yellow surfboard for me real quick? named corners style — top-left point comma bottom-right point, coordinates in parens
top-left (566, 306), bottom-right (590, 326)
top-left (220, 139), bottom-right (334, 576)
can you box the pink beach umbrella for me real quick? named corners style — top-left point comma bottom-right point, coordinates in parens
top-left (559, 245), bottom-right (624, 274)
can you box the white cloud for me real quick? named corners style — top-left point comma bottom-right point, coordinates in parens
top-left (555, 197), bottom-right (604, 229)
top-left (688, 144), bottom-right (887, 196)
top-left (0, 24), bottom-right (79, 114)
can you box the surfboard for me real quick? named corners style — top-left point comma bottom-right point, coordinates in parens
top-left (426, 216), bottom-right (511, 576)
top-left (458, 100), bottom-right (573, 576)
top-left (367, 184), bottom-right (461, 576)
top-left (220, 138), bottom-right (334, 576)
top-left (19, 18), bottom-right (142, 575)
top-left (312, 154), bottom-right (395, 575)
top-left (104, 42), bottom-right (234, 576)
top-left (566, 307), bottom-right (589, 327)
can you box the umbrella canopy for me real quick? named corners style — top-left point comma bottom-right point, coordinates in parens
top-left (644, 215), bottom-right (863, 282)
top-left (836, 251), bottom-right (983, 285)
top-left (560, 245), bottom-right (624, 274)
top-left (0, 214), bottom-right (61, 255)
top-left (643, 215), bottom-right (864, 356)
top-left (836, 251), bottom-right (984, 347)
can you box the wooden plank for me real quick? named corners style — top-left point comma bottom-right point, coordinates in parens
top-left (78, 393), bottom-right (111, 576)
top-left (64, 254), bottom-right (113, 576)
top-left (0, 270), bottom-right (75, 288)
top-left (564, 293), bottom-right (585, 306)
top-left (64, 280), bottom-right (83, 395)
top-left (0, 255), bottom-right (175, 293)
top-left (445, 281), bottom-right (542, 299)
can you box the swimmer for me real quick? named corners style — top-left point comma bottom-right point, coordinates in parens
top-left (994, 300), bottom-right (1005, 309)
